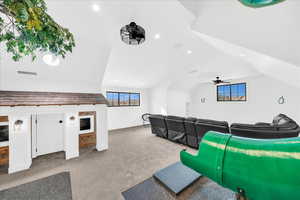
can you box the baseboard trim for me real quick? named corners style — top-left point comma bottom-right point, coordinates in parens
top-left (109, 124), bottom-right (150, 132)
top-left (9, 162), bottom-right (32, 174)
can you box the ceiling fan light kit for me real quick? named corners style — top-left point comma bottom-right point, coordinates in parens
top-left (239, 0), bottom-right (286, 8)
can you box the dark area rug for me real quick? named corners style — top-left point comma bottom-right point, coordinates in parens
top-left (122, 177), bottom-right (174, 200)
top-left (153, 162), bottom-right (201, 195)
top-left (0, 172), bottom-right (72, 200)
top-left (122, 176), bottom-right (235, 200)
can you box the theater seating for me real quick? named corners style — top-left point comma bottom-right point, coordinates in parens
top-left (148, 113), bottom-right (300, 148)
top-left (148, 115), bottom-right (168, 138)
top-left (195, 119), bottom-right (230, 140)
top-left (231, 114), bottom-right (300, 139)
top-left (165, 116), bottom-right (186, 144)
top-left (184, 117), bottom-right (199, 148)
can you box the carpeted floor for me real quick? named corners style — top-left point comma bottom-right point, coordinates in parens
top-left (0, 127), bottom-right (198, 200)
top-left (0, 172), bottom-right (72, 200)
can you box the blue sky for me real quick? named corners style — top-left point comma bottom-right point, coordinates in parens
top-left (218, 83), bottom-right (246, 99)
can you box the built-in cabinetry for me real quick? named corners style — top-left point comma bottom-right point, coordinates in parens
top-left (0, 116), bottom-right (9, 166)
top-left (0, 91), bottom-right (108, 174)
top-left (79, 112), bottom-right (96, 148)
top-left (79, 132), bottom-right (96, 148)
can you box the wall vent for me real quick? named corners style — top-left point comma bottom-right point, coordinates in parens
top-left (17, 71), bottom-right (38, 76)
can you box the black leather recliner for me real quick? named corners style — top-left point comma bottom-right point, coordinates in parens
top-left (165, 116), bottom-right (186, 145)
top-left (148, 115), bottom-right (168, 138)
top-left (231, 114), bottom-right (300, 139)
top-left (184, 117), bottom-right (199, 149)
top-left (195, 119), bottom-right (230, 139)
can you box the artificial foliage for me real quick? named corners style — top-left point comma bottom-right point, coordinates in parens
top-left (0, 0), bottom-right (75, 61)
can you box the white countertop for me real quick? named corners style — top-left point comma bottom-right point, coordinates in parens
top-left (0, 141), bottom-right (9, 147)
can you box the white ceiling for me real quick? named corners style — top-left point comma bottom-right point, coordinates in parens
top-left (0, 0), bottom-right (299, 92)
top-left (103, 0), bottom-right (300, 89)
top-left (185, 0), bottom-right (300, 66)
top-left (102, 0), bottom-right (263, 89)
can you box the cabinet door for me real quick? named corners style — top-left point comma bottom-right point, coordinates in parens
top-left (79, 133), bottom-right (96, 148)
top-left (36, 114), bottom-right (64, 156)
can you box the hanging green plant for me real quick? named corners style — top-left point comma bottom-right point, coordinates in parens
top-left (239, 0), bottom-right (286, 8)
top-left (0, 0), bottom-right (75, 61)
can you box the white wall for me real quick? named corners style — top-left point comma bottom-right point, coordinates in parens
top-left (149, 83), bottom-right (169, 115)
top-left (189, 75), bottom-right (300, 124)
top-left (167, 89), bottom-right (190, 117)
top-left (103, 86), bottom-right (149, 130)
top-left (148, 82), bottom-right (190, 117)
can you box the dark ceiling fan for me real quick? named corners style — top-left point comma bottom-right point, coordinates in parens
top-left (212, 77), bottom-right (231, 85)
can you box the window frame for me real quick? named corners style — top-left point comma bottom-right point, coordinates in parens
top-left (217, 83), bottom-right (247, 102)
top-left (106, 91), bottom-right (141, 107)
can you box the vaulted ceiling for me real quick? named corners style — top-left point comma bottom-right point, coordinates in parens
top-left (0, 0), bottom-right (299, 92)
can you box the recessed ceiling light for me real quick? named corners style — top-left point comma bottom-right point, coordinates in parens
top-left (43, 54), bottom-right (60, 66)
top-left (187, 50), bottom-right (192, 54)
top-left (92, 3), bottom-right (101, 12)
top-left (154, 33), bottom-right (160, 39)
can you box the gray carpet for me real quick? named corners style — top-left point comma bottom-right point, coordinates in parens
top-left (0, 172), bottom-right (72, 200)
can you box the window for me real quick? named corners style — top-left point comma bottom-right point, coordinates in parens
top-left (217, 83), bottom-right (246, 102)
top-left (119, 93), bottom-right (130, 106)
top-left (130, 93), bottom-right (140, 106)
top-left (106, 92), bottom-right (119, 107)
top-left (217, 85), bottom-right (231, 101)
top-left (106, 91), bottom-right (140, 107)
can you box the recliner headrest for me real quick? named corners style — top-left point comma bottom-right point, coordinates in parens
top-left (272, 114), bottom-right (295, 126)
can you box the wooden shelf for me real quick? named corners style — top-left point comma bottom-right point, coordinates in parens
top-left (0, 146), bottom-right (9, 166)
